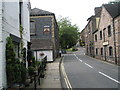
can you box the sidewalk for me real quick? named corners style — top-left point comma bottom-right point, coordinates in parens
top-left (37, 57), bottom-right (62, 89)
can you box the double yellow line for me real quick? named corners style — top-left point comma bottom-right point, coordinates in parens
top-left (61, 57), bottom-right (72, 90)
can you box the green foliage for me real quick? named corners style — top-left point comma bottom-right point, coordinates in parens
top-left (57, 17), bottom-right (79, 49)
top-left (28, 66), bottom-right (35, 76)
top-left (20, 25), bottom-right (24, 50)
top-left (108, 0), bottom-right (120, 4)
top-left (6, 37), bottom-right (16, 85)
top-left (6, 37), bottom-right (27, 86)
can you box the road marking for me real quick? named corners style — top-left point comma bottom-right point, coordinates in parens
top-left (74, 54), bottom-right (94, 69)
top-left (84, 63), bottom-right (93, 69)
top-left (79, 59), bottom-right (83, 62)
top-left (61, 57), bottom-right (72, 90)
top-left (99, 71), bottom-right (120, 84)
top-left (74, 54), bottom-right (82, 62)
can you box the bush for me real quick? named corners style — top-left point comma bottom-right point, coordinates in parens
top-left (28, 66), bottom-right (35, 76)
top-left (6, 37), bottom-right (27, 87)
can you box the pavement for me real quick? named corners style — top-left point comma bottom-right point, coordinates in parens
top-left (37, 57), bottom-right (62, 89)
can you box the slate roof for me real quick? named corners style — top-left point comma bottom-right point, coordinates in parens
top-left (30, 8), bottom-right (54, 16)
top-left (31, 39), bottom-right (53, 50)
top-left (104, 3), bottom-right (120, 18)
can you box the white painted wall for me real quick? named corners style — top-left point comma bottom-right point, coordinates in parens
top-left (34, 50), bottom-right (53, 62)
top-left (0, 1), bottom-right (3, 89)
top-left (21, 1), bottom-right (30, 68)
top-left (22, 0), bottom-right (30, 43)
top-left (2, 2), bottom-right (20, 37)
top-left (0, 1), bottom-right (30, 88)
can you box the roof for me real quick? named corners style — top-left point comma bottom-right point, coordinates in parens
top-left (31, 39), bottom-right (53, 50)
top-left (104, 3), bottom-right (120, 18)
top-left (30, 8), bottom-right (54, 16)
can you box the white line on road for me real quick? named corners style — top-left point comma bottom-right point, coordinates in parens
top-left (99, 71), bottom-right (120, 84)
top-left (84, 63), bottom-right (93, 69)
top-left (74, 54), bottom-right (93, 69)
top-left (74, 54), bottom-right (83, 62)
top-left (74, 54), bottom-right (120, 85)
top-left (79, 59), bottom-right (83, 62)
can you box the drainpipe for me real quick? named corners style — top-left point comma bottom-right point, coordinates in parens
top-left (113, 18), bottom-right (117, 64)
top-left (103, 29), bottom-right (106, 61)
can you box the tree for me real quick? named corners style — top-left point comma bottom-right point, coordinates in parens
top-left (108, 0), bottom-right (120, 4)
top-left (57, 16), bottom-right (79, 49)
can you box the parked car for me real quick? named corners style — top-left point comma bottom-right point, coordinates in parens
top-left (61, 50), bottom-right (67, 54)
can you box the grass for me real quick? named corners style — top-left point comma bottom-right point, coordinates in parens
top-left (66, 48), bottom-right (73, 51)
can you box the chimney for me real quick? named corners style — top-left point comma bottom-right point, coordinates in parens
top-left (94, 7), bottom-right (102, 17)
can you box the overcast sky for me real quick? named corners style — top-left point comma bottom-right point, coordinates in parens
top-left (30, 0), bottom-right (111, 31)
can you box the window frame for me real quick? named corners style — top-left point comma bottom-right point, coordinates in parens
top-left (30, 20), bottom-right (36, 35)
top-left (109, 46), bottom-right (113, 56)
top-left (108, 25), bottom-right (112, 37)
top-left (95, 34), bottom-right (97, 42)
top-left (101, 48), bottom-right (103, 55)
top-left (100, 31), bottom-right (102, 40)
top-left (96, 48), bottom-right (98, 55)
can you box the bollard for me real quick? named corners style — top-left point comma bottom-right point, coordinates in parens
top-left (34, 71), bottom-right (37, 90)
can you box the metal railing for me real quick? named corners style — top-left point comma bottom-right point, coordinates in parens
top-left (34, 56), bottom-right (47, 90)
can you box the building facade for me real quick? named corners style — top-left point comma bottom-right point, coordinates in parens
top-left (30, 8), bottom-right (59, 62)
top-left (0, 0), bottom-right (30, 88)
top-left (83, 7), bottom-right (101, 57)
top-left (93, 3), bottom-right (120, 64)
top-left (82, 3), bottom-right (120, 65)
top-left (79, 29), bottom-right (85, 47)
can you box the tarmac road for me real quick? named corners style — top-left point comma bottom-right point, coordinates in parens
top-left (61, 47), bottom-right (120, 89)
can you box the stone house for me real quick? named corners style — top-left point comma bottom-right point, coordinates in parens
top-left (84, 7), bottom-right (101, 57)
top-left (0, 0), bottom-right (31, 89)
top-left (79, 29), bottom-right (85, 46)
top-left (30, 8), bottom-right (59, 62)
top-left (94, 3), bottom-right (120, 64)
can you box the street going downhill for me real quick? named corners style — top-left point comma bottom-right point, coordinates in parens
top-left (61, 47), bottom-right (120, 89)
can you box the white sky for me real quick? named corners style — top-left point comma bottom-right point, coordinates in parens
top-left (30, 0), bottom-right (111, 31)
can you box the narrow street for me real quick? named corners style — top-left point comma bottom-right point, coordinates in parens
top-left (61, 47), bottom-right (120, 89)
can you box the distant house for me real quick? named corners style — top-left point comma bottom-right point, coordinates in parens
top-left (84, 7), bottom-right (101, 57)
top-left (0, 1), bottom-right (31, 88)
top-left (30, 8), bottom-right (59, 62)
top-left (79, 29), bottom-right (85, 47)
top-left (93, 3), bottom-right (120, 64)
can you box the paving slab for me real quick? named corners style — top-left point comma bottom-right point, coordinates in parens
top-left (37, 57), bottom-right (62, 89)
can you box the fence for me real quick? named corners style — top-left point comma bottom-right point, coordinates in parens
top-left (34, 56), bottom-right (47, 90)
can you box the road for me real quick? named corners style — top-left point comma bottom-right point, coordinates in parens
top-left (61, 47), bottom-right (120, 89)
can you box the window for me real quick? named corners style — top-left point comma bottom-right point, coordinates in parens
top-left (95, 34), bottom-right (97, 42)
top-left (103, 28), bottom-right (106, 41)
top-left (108, 25), bottom-right (112, 36)
top-left (96, 48), bottom-right (98, 55)
top-left (101, 48), bottom-right (103, 55)
top-left (109, 46), bottom-right (113, 56)
top-left (100, 31), bottom-right (102, 40)
top-left (13, 42), bottom-right (19, 58)
top-left (30, 21), bottom-right (36, 35)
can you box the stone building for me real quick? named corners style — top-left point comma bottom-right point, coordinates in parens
top-left (84, 7), bottom-right (101, 57)
top-left (93, 3), bottom-right (120, 64)
top-left (0, 0), bottom-right (31, 88)
top-left (30, 8), bottom-right (59, 62)
top-left (79, 29), bottom-right (85, 46)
